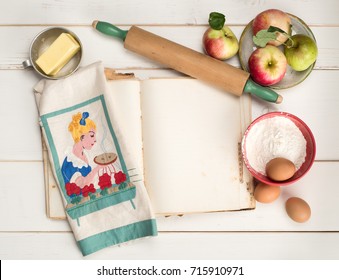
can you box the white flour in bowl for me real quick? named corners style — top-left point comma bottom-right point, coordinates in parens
top-left (244, 116), bottom-right (307, 175)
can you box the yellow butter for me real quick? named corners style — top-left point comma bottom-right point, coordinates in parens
top-left (35, 33), bottom-right (80, 76)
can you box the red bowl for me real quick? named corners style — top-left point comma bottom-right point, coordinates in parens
top-left (242, 112), bottom-right (316, 186)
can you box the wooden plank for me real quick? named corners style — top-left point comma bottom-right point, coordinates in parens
top-left (1, 161), bottom-right (338, 231)
top-left (0, 162), bottom-right (70, 232)
top-left (0, 70), bottom-right (42, 161)
top-left (0, 26), bottom-right (242, 69)
top-left (0, 0), bottom-right (338, 25)
top-left (1, 69), bottom-right (338, 162)
top-left (1, 232), bottom-right (339, 259)
top-left (1, 26), bottom-right (338, 70)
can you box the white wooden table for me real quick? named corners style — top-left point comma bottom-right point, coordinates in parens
top-left (1, 0), bottom-right (339, 260)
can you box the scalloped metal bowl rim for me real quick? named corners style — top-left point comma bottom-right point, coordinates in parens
top-left (241, 112), bottom-right (316, 186)
top-left (238, 13), bottom-right (317, 90)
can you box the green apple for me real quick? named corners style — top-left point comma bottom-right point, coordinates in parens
top-left (284, 34), bottom-right (318, 71)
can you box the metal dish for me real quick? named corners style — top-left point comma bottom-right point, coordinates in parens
top-left (239, 14), bottom-right (316, 89)
top-left (22, 27), bottom-right (82, 79)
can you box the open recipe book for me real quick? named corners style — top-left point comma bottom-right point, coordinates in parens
top-left (43, 77), bottom-right (255, 218)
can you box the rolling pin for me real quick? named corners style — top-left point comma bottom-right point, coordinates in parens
top-left (92, 21), bottom-right (282, 104)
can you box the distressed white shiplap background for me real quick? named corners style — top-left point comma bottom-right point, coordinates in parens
top-left (0, 0), bottom-right (339, 259)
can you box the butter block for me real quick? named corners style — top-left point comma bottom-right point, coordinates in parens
top-left (36, 33), bottom-right (80, 76)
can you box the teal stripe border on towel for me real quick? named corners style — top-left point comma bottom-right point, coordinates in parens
top-left (78, 219), bottom-right (158, 256)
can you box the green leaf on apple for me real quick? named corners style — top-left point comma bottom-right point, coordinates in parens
top-left (253, 29), bottom-right (277, 47)
top-left (209, 12), bottom-right (225, 30)
top-left (253, 25), bottom-right (294, 48)
top-left (267, 26), bottom-right (289, 36)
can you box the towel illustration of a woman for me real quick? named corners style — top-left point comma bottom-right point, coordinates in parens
top-left (61, 112), bottom-right (104, 193)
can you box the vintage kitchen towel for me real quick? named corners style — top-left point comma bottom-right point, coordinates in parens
top-left (34, 61), bottom-right (157, 256)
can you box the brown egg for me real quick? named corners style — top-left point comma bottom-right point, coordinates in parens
top-left (285, 197), bottom-right (311, 223)
top-left (266, 157), bottom-right (296, 181)
top-left (254, 182), bottom-right (281, 203)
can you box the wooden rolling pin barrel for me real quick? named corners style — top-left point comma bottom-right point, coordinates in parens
top-left (92, 21), bottom-right (282, 104)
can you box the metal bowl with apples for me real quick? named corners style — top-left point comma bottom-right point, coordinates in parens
top-left (239, 10), bottom-right (317, 89)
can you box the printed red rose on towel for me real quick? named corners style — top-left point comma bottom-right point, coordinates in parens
top-left (82, 184), bottom-right (96, 197)
top-left (65, 182), bottom-right (81, 197)
top-left (98, 173), bottom-right (112, 189)
top-left (114, 171), bottom-right (127, 184)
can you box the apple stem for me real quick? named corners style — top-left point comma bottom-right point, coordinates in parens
top-left (285, 36), bottom-right (295, 48)
top-left (273, 28), bottom-right (295, 48)
top-left (258, 26), bottom-right (296, 48)
top-left (269, 32), bottom-right (295, 49)
top-left (223, 30), bottom-right (231, 38)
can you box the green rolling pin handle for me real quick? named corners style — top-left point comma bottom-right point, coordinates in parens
top-left (92, 20), bottom-right (128, 41)
top-left (244, 79), bottom-right (283, 104)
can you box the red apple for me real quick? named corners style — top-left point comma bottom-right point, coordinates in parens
top-left (203, 26), bottom-right (239, 60)
top-left (252, 9), bottom-right (291, 46)
top-left (248, 45), bottom-right (287, 86)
